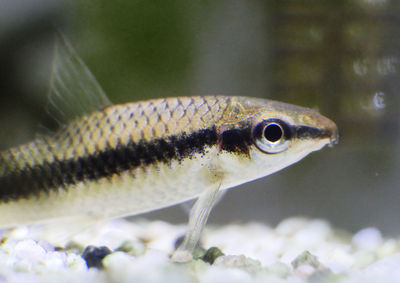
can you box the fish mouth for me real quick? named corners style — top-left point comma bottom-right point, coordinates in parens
top-left (325, 116), bottom-right (339, 147)
top-left (328, 126), bottom-right (339, 147)
top-left (314, 114), bottom-right (339, 148)
top-left (294, 123), bottom-right (338, 147)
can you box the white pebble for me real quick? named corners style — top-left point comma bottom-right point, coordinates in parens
top-left (14, 259), bottom-right (32, 272)
top-left (7, 227), bottom-right (30, 240)
top-left (265, 262), bottom-right (291, 277)
top-left (0, 218), bottom-right (399, 282)
top-left (377, 239), bottom-right (398, 258)
top-left (325, 248), bottom-right (354, 272)
top-left (214, 255), bottom-right (262, 275)
top-left (293, 219), bottom-right (331, 246)
top-left (295, 264), bottom-right (316, 277)
top-left (13, 240), bottom-right (45, 262)
top-left (102, 251), bottom-right (134, 271)
top-left (38, 240), bottom-right (55, 252)
top-left (276, 218), bottom-right (308, 236)
top-left (353, 228), bottom-right (382, 250)
top-left (201, 265), bottom-right (252, 283)
top-left (41, 251), bottom-right (67, 270)
top-left (363, 253), bottom-right (400, 276)
top-left (66, 253), bottom-right (88, 271)
top-left (353, 250), bottom-right (378, 268)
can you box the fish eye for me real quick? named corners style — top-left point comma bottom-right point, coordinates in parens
top-left (253, 119), bottom-right (291, 154)
top-left (264, 123), bottom-right (283, 143)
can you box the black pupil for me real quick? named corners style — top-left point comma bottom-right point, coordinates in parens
top-left (264, 124), bottom-right (283, 142)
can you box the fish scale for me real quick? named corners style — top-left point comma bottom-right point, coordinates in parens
top-left (52, 96), bottom-right (226, 155)
top-left (0, 96), bottom-right (227, 204)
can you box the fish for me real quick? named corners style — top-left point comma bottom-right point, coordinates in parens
top-left (0, 35), bottom-right (338, 262)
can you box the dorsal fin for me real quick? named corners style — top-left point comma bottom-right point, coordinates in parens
top-left (47, 33), bottom-right (112, 125)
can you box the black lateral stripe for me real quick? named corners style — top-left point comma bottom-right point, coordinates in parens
top-left (220, 126), bottom-right (252, 155)
top-left (0, 127), bottom-right (218, 203)
top-left (295, 126), bottom-right (332, 140)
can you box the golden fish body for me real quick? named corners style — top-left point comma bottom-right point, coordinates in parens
top-left (0, 95), bottom-right (337, 227)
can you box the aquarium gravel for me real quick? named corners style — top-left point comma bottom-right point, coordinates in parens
top-left (0, 217), bottom-right (399, 283)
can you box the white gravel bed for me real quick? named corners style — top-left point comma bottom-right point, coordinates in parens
top-left (0, 217), bottom-right (398, 283)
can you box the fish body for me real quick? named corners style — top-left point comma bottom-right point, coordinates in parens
top-left (0, 36), bottom-right (338, 260)
top-left (0, 95), bottom-right (337, 227)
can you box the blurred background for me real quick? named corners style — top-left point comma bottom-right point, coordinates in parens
top-left (1, 0), bottom-right (399, 234)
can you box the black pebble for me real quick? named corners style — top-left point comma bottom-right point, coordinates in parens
top-left (201, 247), bottom-right (225, 264)
top-left (81, 245), bottom-right (112, 269)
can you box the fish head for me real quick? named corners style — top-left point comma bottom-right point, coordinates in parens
top-left (215, 96), bottom-right (338, 189)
